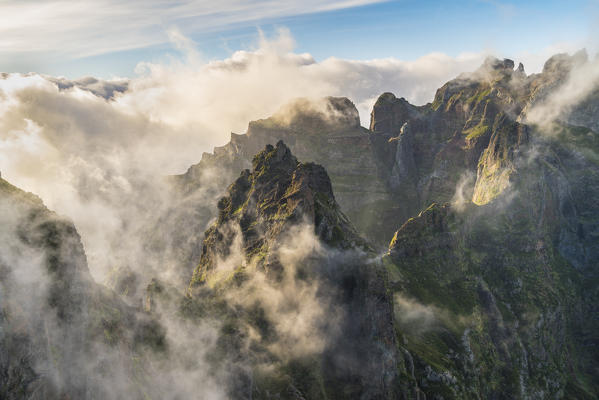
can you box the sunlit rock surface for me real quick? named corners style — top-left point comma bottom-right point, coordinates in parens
top-left (2, 52), bottom-right (599, 399)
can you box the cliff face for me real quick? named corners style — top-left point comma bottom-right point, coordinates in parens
top-left (168, 96), bottom-right (398, 256)
top-left (2, 51), bottom-right (599, 399)
top-left (370, 53), bottom-right (599, 398)
top-left (385, 200), bottom-right (598, 399)
top-left (369, 57), bottom-right (529, 211)
top-left (182, 142), bottom-right (403, 399)
top-left (190, 140), bottom-right (367, 286)
top-left (369, 52), bottom-right (598, 213)
top-left (0, 178), bottom-right (164, 399)
top-left (368, 52), bottom-right (599, 266)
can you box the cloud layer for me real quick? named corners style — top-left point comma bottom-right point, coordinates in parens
top-left (525, 53), bottom-right (599, 130)
top-left (0, 30), bottom-right (555, 283)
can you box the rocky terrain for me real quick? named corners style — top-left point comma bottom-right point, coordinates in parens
top-left (0, 177), bottom-right (165, 399)
top-left (181, 141), bottom-right (401, 398)
top-left (2, 51), bottom-right (599, 399)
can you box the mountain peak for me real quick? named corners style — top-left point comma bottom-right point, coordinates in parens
top-left (542, 49), bottom-right (588, 74)
top-left (191, 141), bottom-right (365, 287)
top-left (249, 96), bottom-right (361, 137)
top-left (482, 56), bottom-right (515, 71)
top-left (251, 140), bottom-right (297, 179)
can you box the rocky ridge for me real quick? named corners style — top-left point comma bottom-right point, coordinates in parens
top-left (179, 141), bottom-right (403, 398)
top-left (0, 177), bottom-right (164, 399)
top-left (171, 96), bottom-right (398, 250)
top-left (2, 51), bottom-right (599, 399)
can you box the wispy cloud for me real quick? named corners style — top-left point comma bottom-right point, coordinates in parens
top-left (0, 0), bottom-right (386, 58)
top-left (478, 0), bottom-right (517, 18)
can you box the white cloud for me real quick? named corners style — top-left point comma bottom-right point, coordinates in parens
top-left (525, 55), bottom-right (599, 129)
top-left (394, 294), bottom-right (439, 334)
top-left (513, 41), bottom-right (595, 75)
top-left (124, 29), bottom-right (489, 137)
top-left (0, 29), bottom-right (516, 282)
top-left (0, 0), bottom-right (386, 58)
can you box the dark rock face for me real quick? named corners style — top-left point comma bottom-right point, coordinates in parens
top-left (191, 140), bottom-right (367, 285)
top-left (368, 52), bottom-right (598, 247)
top-left (368, 57), bottom-right (529, 214)
top-left (384, 149), bottom-right (599, 397)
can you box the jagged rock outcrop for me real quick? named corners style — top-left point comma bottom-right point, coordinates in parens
top-left (384, 194), bottom-right (598, 398)
top-left (367, 50), bottom-right (598, 223)
top-left (184, 142), bottom-right (404, 399)
top-left (371, 52), bottom-right (599, 399)
top-left (168, 97), bottom-right (398, 256)
top-left (369, 57), bottom-right (531, 211)
top-left (190, 140), bottom-right (367, 286)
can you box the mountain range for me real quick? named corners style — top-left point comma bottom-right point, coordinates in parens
top-left (1, 51), bottom-right (598, 399)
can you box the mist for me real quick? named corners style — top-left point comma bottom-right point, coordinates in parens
top-left (2, 20), bottom-right (598, 398)
top-left (525, 50), bottom-right (599, 131)
top-left (0, 29), bottom-right (488, 284)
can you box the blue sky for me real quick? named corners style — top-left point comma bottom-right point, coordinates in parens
top-left (0, 0), bottom-right (596, 78)
top-left (210, 0), bottom-right (593, 60)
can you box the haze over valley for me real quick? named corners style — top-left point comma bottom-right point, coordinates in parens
top-left (1, 1), bottom-right (599, 399)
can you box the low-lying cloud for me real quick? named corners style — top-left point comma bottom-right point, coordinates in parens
top-left (394, 294), bottom-right (440, 334)
top-left (1, 29), bottom-right (584, 285)
top-left (525, 53), bottom-right (599, 131)
top-left (0, 29), bottom-right (491, 282)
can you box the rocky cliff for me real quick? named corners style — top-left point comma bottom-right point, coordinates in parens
top-left (372, 52), bottom-right (599, 398)
top-left (180, 142), bottom-right (404, 398)
top-left (2, 51), bottom-right (599, 399)
top-left (385, 199), bottom-right (598, 398)
top-left (143, 52), bottom-right (599, 399)
top-left (0, 177), bottom-right (164, 399)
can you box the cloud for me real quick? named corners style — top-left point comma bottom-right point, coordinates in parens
top-left (219, 222), bottom-right (339, 360)
top-left (394, 294), bottom-right (439, 334)
top-left (127, 28), bottom-right (489, 131)
top-left (451, 171), bottom-right (476, 212)
top-left (0, 29), bottom-right (491, 284)
top-left (0, 0), bottom-right (386, 58)
top-left (525, 53), bottom-right (599, 130)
